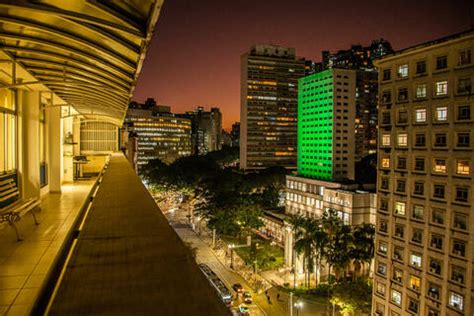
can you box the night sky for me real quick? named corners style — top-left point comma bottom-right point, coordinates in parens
top-left (133, 0), bottom-right (474, 130)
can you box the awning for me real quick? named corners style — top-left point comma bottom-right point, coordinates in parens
top-left (0, 0), bottom-right (163, 125)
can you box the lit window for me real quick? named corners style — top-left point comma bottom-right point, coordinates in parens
top-left (409, 275), bottom-right (421, 291)
top-left (435, 107), bottom-right (447, 121)
top-left (415, 108), bottom-right (426, 122)
top-left (410, 253), bottom-right (422, 267)
top-left (376, 282), bottom-right (386, 296)
top-left (381, 157), bottom-right (390, 168)
top-left (449, 292), bottom-right (464, 311)
top-left (398, 65), bottom-right (408, 78)
top-left (391, 289), bottom-right (401, 305)
top-left (397, 133), bottom-right (407, 147)
top-left (456, 160), bottom-right (470, 175)
top-left (416, 84), bottom-right (427, 98)
top-left (433, 159), bottom-right (447, 173)
top-left (395, 202), bottom-right (405, 215)
top-left (382, 134), bottom-right (391, 146)
top-left (436, 81), bottom-right (448, 96)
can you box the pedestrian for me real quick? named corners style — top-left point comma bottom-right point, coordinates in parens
top-left (277, 293), bottom-right (280, 301)
top-left (265, 290), bottom-right (268, 296)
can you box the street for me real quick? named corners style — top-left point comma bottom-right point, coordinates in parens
top-left (164, 207), bottom-right (328, 316)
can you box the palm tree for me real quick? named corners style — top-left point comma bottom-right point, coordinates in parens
top-left (330, 224), bottom-right (353, 282)
top-left (321, 209), bottom-right (344, 283)
top-left (350, 223), bottom-right (375, 279)
top-left (312, 222), bottom-right (328, 286)
top-left (294, 217), bottom-right (320, 287)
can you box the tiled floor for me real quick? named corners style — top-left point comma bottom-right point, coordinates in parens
top-left (0, 180), bottom-right (96, 316)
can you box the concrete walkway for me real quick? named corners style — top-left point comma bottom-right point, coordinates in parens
top-left (0, 180), bottom-right (96, 316)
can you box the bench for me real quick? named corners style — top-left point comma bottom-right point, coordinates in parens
top-left (0, 174), bottom-right (41, 241)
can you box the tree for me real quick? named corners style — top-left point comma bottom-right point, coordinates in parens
top-left (350, 223), bottom-right (375, 279)
top-left (293, 218), bottom-right (318, 287)
top-left (330, 280), bottom-right (372, 315)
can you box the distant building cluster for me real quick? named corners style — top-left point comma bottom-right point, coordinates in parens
top-left (121, 99), bottom-right (227, 169)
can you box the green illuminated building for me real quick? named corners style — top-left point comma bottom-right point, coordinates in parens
top-left (297, 68), bottom-right (356, 181)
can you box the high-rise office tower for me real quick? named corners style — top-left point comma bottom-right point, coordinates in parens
top-left (123, 99), bottom-right (192, 167)
top-left (240, 44), bottom-right (305, 170)
top-left (177, 106), bottom-right (222, 155)
top-left (298, 68), bottom-right (356, 182)
top-left (372, 30), bottom-right (473, 316)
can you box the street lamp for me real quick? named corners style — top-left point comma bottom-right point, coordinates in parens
top-left (294, 301), bottom-right (303, 316)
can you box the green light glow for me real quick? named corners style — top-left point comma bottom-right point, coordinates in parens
top-left (297, 69), bottom-right (333, 180)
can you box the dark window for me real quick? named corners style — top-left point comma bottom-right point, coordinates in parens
top-left (457, 133), bottom-right (470, 147)
top-left (383, 69), bottom-right (391, 81)
top-left (397, 88), bottom-right (408, 101)
top-left (408, 299), bottom-right (419, 313)
top-left (455, 187), bottom-right (469, 202)
top-left (379, 221), bottom-right (388, 233)
top-left (451, 266), bottom-right (465, 284)
top-left (382, 91), bottom-right (391, 103)
top-left (458, 49), bottom-right (472, 66)
top-left (412, 205), bottom-right (424, 220)
top-left (413, 182), bottom-right (424, 195)
top-left (382, 112), bottom-right (391, 125)
top-left (432, 209), bottom-right (444, 225)
top-left (393, 247), bottom-right (403, 261)
top-left (436, 55), bottom-right (448, 70)
top-left (397, 157), bottom-right (407, 169)
top-left (428, 309), bottom-right (440, 316)
top-left (380, 198), bottom-right (389, 211)
top-left (394, 224), bottom-right (404, 238)
top-left (433, 185), bottom-right (445, 199)
top-left (415, 134), bottom-right (426, 147)
top-left (429, 258), bottom-right (442, 275)
top-left (458, 78), bottom-right (472, 94)
top-left (416, 60), bottom-right (426, 74)
top-left (414, 158), bottom-right (425, 171)
top-left (430, 234), bottom-right (443, 249)
top-left (428, 283), bottom-right (441, 300)
top-left (458, 105), bottom-right (471, 120)
top-left (411, 229), bottom-right (422, 243)
top-left (452, 240), bottom-right (466, 257)
top-left (434, 133), bottom-right (447, 147)
top-left (396, 179), bottom-right (406, 193)
top-left (381, 177), bottom-right (389, 190)
top-left (398, 111), bottom-right (408, 124)
top-left (453, 213), bottom-right (467, 230)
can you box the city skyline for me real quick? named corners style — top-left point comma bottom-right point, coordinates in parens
top-left (132, 0), bottom-right (473, 130)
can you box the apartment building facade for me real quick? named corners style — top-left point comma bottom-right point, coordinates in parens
top-left (372, 30), bottom-right (474, 316)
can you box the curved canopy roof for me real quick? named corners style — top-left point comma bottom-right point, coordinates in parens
top-left (0, 0), bottom-right (163, 125)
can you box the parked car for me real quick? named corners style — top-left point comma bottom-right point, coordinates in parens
top-left (238, 304), bottom-right (250, 316)
top-left (243, 292), bottom-right (252, 304)
top-left (232, 283), bottom-right (244, 293)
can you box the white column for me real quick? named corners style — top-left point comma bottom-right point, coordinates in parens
top-left (19, 91), bottom-right (40, 199)
top-left (284, 227), bottom-right (293, 267)
top-left (47, 105), bottom-right (61, 193)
